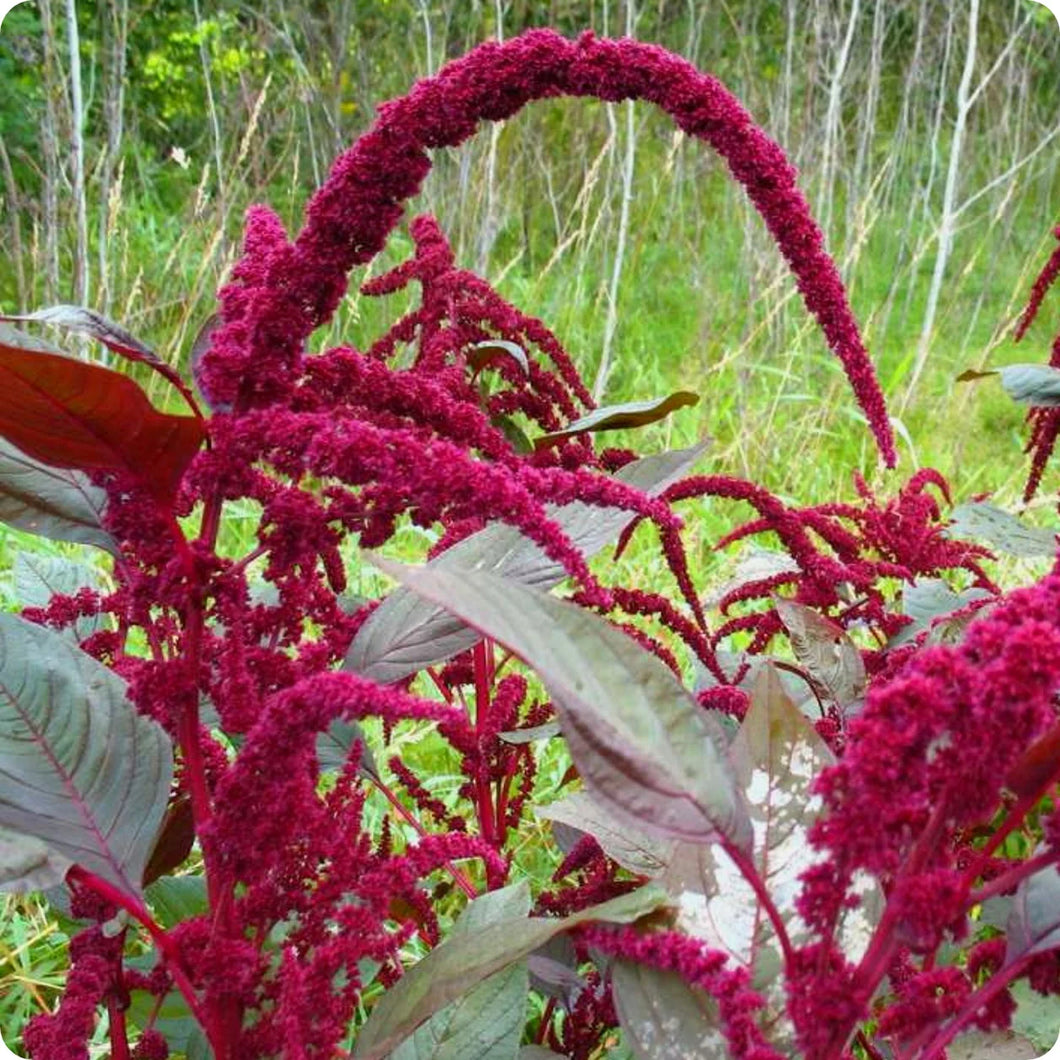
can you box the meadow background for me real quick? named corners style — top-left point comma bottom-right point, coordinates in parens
top-left (0, 0), bottom-right (1059, 1048)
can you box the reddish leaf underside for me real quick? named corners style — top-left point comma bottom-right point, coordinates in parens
top-left (0, 341), bottom-right (206, 503)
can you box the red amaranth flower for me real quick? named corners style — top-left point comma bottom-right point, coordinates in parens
top-left (200, 30), bottom-right (894, 463)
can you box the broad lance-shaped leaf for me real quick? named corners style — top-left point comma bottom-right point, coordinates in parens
top-left (468, 339), bottom-right (530, 377)
top-left (371, 559), bottom-right (750, 850)
top-left (353, 883), bottom-right (668, 1060)
top-left (13, 552), bottom-right (109, 642)
top-left (945, 500), bottom-right (1057, 558)
top-left (773, 597), bottom-right (865, 714)
top-left (0, 614), bottom-right (173, 897)
top-left (960, 363), bottom-right (1060, 408)
top-left (535, 792), bottom-right (673, 878)
top-left (0, 334), bottom-right (205, 504)
top-left (0, 304), bottom-right (194, 401)
top-left (0, 436), bottom-right (117, 554)
top-left (612, 961), bottom-right (728, 1060)
top-left (346, 442), bottom-right (709, 683)
top-left (1005, 850), bottom-right (1060, 964)
top-left (0, 824), bottom-right (71, 893)
top-left (660, 668), bottom-right (880, 1051)
top-left (388, 882), bottom-right (531, 1060)
top-left (889, 578), bottom-right (995, 649)
top-left (533, 391), bottom-right (699, 449)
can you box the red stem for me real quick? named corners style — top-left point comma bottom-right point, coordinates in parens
top-left (918, 958), bottom-right (1028, 1060)
top-left (969, 847), bottom-right (1060, 905)
top-left (373, 777), bottom-right (478, 899)
top-left (722, 840), bottom-right (796, 972)
top-left (473, 639), bottom-right (497, 847)
top-left (107, 992), bottom-right (130, 1060)
top-left (67, 867), bottom-right (212, 1039)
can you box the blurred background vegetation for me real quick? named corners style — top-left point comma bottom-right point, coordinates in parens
top-left (0, 0), bottom-right (1058, 500)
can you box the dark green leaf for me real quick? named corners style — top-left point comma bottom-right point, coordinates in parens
top-left (0, 436), bottom-right (117, 554)
top-left (389, 882), bottom-right (531, 1060)
top-left (946, 501), bottom-right (1057, 558)
top-left (316, 718), bottom-right (380, 783)
top-left (127, 984), bottom-right (213, 1058)
top-left (1010, 979), bottom-right (1060, 1053)
top-left (145, 875), bottom-right (208, 929)
top-left (371, 560), bottom-right (749, 849)
top-left (534, 392), bottom-right (699, 450)
top-left (611, 961), bottom-right (726, 1060)
top-left (491, 415), bottom-right (534, 455)
top-left (535, 792), bottom-right (672, 877)
top-left (468, 340), bottom-right (530, 377)
top-left (0, 825), bottom-right (70, 892)
top-left (346, 443), bottom-right (709, 684)
top-left (1006, 853), bottom-right (1060, 963)
top-left (773, 598), bottom-right (865, 712)
top-left (353, 884), bottom-right (667, 1060)
top-left (0, 614), bottom-right (173, 897)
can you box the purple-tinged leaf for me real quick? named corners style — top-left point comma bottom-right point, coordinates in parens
top-left (316, 718), bottom-right (381, 783)
top-left (0, 614), bottom-right (173, 898)
top-left (773, 597), bottom-right (866, 713)
top-left (346, 442), bottom-right (709, 684)
top-left (389, 882), bottom-right (531, 1060)
top-left (611, 961), bottom-right (727, 1060)
top-left (527, 935), bottom-right (584, 1009)
top-left (353, 883), bottom-right (668, 1060)
top-left (945, 1031), bottom-right (1042, 1059)
top-left (1005, 853), bottom-right (1060, 964)
top-left (371, 559), bottom-right (750, 849)
top-left (468, 339), bottom-right (530, 377)
top-left (189, 312), bottom-right (231, 413)
top-left (0, 825), bottom-right (71, 893)
top-left (0, 335), bottom-right (206, 504)
top-left (0, 304), bottom-right (197, 406)
top-left (703, 548), bottom-right (800, 611)
top-left (999, 364), bottom-right (1060, 408)
top-left (1, 304), bottom-right (159, 362)
top-left (889, 578), bottom-right (994, 648)
top-left (535, 792), bottom-right (673, 877)
top-left (0, 436), bottom-right (118, 555)
top-left (663, 669), bottom-right (878, 1050)
top-left (13, 552), bottom-right (108, 642)
top-left (533, 391), bottom-right (699, 450)
top-left (945, 500), bottom-right (1057, 558)
top-left (499, 721), bottom-right (561, 744)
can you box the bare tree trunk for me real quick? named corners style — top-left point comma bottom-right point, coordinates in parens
top-left (38, 0), bottom-right (64, 304)
top-left (818, 0), bottom-right (860, 239)
top-left (593, 0), bottom-right (637, 402)
top-left (98, 0), bottom-right (129, 315)
top-left (0, 138), bottom-right (27, 311)
top-left (65, 0), bottom-right (88, 308)
top-left (907, 0), bottom-right (980, 400)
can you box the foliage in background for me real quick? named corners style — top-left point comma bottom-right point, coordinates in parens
top-left (2, 26), bottom-right (1060, 1060)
